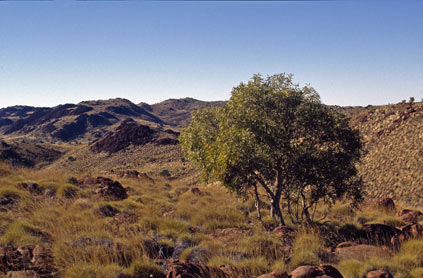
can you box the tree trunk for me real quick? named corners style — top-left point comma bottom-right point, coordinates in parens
top-left (272, 192), bottom-right (285, 226)
top-left (253, 185), bottom-right (262, 220)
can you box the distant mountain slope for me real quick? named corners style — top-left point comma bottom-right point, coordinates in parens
top-left (143, 97), bottom-right (225, 127)
top-left (0, 139), bottom-right (64, 168)
top-left (0, 98), bottom-right (164, 143)
top-left (349, 101), bottom-right (423, 205)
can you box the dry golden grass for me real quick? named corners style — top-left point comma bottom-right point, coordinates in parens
top-left (1, 156), bottom-right (423, 277)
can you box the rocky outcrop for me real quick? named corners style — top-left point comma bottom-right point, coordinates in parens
top-left (257, 271), bottom-right (289, 278)
top-left (166, 261), bottom-right (227, 278)
top-left (0, 195), bottom-right (19, 211)
top-left (374, 198), bottom-right (396, 212)
top-left (90, 121), bottom-right (178, 154)
top-left (0, 245), bottom-right (56, 277)
top-left (290, 265), bottom-right (343, 278)
top-left (397, 209), bottom-right (423, 224)
top-left (94, 177), bottom-right (128, 200)
top-left (334, 244), bottom-right (391, 262)
top-left (113, 170), bottom-right (155, 184)
top-left (361, 224), bottom-right (402, 246)
top-left (367, 269), bottom-right (394, 278)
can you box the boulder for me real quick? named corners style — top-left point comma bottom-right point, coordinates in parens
top-left (0, 245), bottom-right (55, 276)
top-left (290, 264), bottom-right (343, 278)
top-left (401, 223), bottom-right (423, 239)
top-left (374, 198), bottom-right (395, 212)
top-left (166, 261), bottom-right (226, 278)
top-left (361, 224), bottom-right (402, 246)
top-left (0, 195), bottom-right (19, 210)
top-left (335, 241), bottom-right (358, 249)
top-left (6, 271), bottom-right (39, 278)
top-left (397, 209), bottom-right (423, 224)
top-left (391, 223), bottom-right (423, 248)
top-left (94, 177), bottom-right (128, 200)
top-left (334, 244), bottom-right (391, 262)
top-left (273, 226), bottom-right (296, 239)
top-left (97, 204), bottom-right (120, 218)
top-left (190, 187), bottom-right (201, 195)
top-left (31, 245), bottom-right (55, 275)
top-left (257, 271), bottom-right (289, 278)
top-left (18, 183), bottom-right (44, 195)
top-left (258, 271), bottom-right (289, 278)
top-left (114, 170), bottom-right (155, 184)
top-left (367, 269), bottom-right (394, 278)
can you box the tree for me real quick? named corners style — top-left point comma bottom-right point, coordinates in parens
top-left (179, 73), bottom-right (363, 225)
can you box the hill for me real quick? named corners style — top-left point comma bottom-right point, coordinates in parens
top-left (0, 98), bottom-right (164, 143)
top-left (143, 97), bottom-right (225, 127)
top-left (348, 101), bottom-right (423, 205)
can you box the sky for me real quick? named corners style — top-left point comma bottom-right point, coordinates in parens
top-left (0, 0), bottom-right (422, 108)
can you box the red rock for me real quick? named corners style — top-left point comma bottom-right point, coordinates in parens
top-left (257, 271), bottom-right (289, 278)
top-left (6, 271), bottom-right (39, 278)
top-left (397, 209), bottom-right (423, 224)
top-left (290, 264), bottom-right (343, 278)
top-left (375, 198), bottom-right (396, 212)
top-left (367, 269), bottom-right (394, 278)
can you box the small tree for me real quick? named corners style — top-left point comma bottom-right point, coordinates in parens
top-left (180, 73), bottom-right (363, 225)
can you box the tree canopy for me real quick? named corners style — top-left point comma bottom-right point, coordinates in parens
top-left (179, 73), bottom-right (363, 225)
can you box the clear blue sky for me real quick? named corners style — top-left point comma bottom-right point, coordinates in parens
top-left (0, 0), bottom-right (422, 108)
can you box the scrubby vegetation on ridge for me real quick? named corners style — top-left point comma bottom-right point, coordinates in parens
top-left (349, 101), bottom-right (423, 205)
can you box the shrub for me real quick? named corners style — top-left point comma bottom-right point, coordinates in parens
top-left (239, 233), bottom-right (285, 261)
top-left (290, 232), bottom-right (324, 268)
top-left (58, 184), bottom-right (79, 199)
top-left (337, 260), bottom-right (367, 278)
top-left (159, 169), bottom-right (171, 178)
top-left (410, 268), bottom-right (423, 278)
top-left (0, 221), bottom-right (47, 245)
top-left (64, 263), bottom-right (123, 278)
top-left (130, 259), bottom-right (165, 278)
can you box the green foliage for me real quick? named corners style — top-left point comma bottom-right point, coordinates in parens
top-left (180, 73), bottom-right (363, 225)
top-left (64, 263), bottom-right (123, 278)
top-left (130, 260), bottom-right (165, 278)
top-left (290, 232), bottom-right (324, 268)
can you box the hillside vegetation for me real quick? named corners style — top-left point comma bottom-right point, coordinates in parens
top-left (348, 101), bottom-right (423, 205)
top-left (1, 162), bottom-right (423, 278)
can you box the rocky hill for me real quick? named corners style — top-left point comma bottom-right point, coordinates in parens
top-left (142, 97), bottom-right (225, 127)
top-left (348, 101), bottom-right (423, 205)
top-left (0, 98), bottom-right (164, 143)
top-left (0, 98), bottom-right (224, 144)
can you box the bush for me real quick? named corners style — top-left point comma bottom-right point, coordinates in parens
top-left (239, 233), bottom-right (285, 261)
top-left (337, 260), bottom-right (367, 278)
top-left (290, 232), bottom-right (324, 268)
top-left (58, 184), bottom-right (79, 199)
top-left (64, 263), bottom-right (123, 278)
top-left (159, 169), bottom-right (171, 178)
top-left (130, 260), bottom-right (165, 278)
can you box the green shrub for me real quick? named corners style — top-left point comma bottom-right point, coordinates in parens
top-left (130, 260), bottom-right (165, 278)
top-left (64, 263), bottom-right (123, 278)
top-left (290, 232), bottom-right (324, 268)
top-left (337, 260), bottom-right (367, 278)
top-left (0, 221), bottom-right (47, 245)
top-left (239, 233), bottom-right (284, 261)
